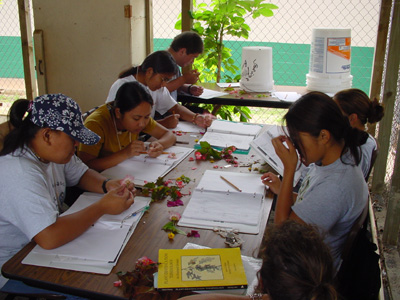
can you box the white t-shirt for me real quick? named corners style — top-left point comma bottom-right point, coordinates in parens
top-left (0, 149), bottom-right (88, 288)
top-left (105, 75), bottom-right (177, 117)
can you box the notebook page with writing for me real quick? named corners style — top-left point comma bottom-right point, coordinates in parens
top-left (179, 170), bottom-right (265, 228)
top-left (101, 146), bottom-right (193, 186)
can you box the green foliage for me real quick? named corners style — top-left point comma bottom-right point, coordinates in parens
top-left (176, 0), bottom-right (277, 121)
top-left (175, 0), bottom-right (278, 83)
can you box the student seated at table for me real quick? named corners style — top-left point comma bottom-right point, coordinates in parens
top-left (166, 31), bottom-right (205, 100)
top-left (80, 81), bottom-right (176, 172)
top-left (105, 50), bottom-right (212, 129)
top-left (0, 94), bottom-right (135, 288)
top-left (179, 220), bottom-right (338, 300)
top-left (261, 92), bottom-right (369, 270)
top-left (333, 88), bottom-right (384, 179)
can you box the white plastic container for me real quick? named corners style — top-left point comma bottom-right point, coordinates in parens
top-left (240, 46), bottom-right (274, 92)
top-left (306, 28), bottom-right (353, 94)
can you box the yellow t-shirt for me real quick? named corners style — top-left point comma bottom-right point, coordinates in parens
top-left (78, 104), bottom-right (157, 158)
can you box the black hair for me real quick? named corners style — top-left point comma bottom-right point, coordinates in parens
top-left (333, 88), bottom-right (384, 125)
top-left (0, 99), bottom-right (41, 156)
top-left (284, 92), bottom-right (368, 166)
top-left (258, 220), bottom-right (337, 300)
top-left (170, 31), bottom-right (204, 54)
top-left (113, 81), bottom-right (153, 114)
top-left (118, 50), bottom-right (178, 79)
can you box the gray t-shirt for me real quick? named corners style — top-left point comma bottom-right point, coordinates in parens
top-left (359, 134), bottom-right (377, 178)
top-left (0, 149), bottom-right (88, 288)
top-left (293, 157), bottom-right (369, 270)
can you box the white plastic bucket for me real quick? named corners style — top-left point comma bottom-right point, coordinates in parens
top-left (240, 46), bottom-right (274, 92)
top-left (306, 28), bottom-right (352, 94)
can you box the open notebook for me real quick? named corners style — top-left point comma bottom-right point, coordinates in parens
top-left (178, 170), bottom-right (272, 234)
top-left (101, 145), bottom-right (193, 187)
top-left (195, 120), bottom-right (262, 154)
top-left (22, 193), bottom-right (150, 274)
top-left (250, 125), bottom-right (307, 185)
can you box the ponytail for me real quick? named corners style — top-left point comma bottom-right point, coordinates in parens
top-left (0, 99), bottom-right (40, 156)
top-left (342, 125), bottom-right (368, 165)
top-left (367, 97), bottom-right (384, 124)
top-left (333, 88), bottom-right (384, 125)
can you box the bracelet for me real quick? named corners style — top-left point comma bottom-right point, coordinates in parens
top-left (192, 113), bottom-right (199, 124)
top-left (188, 84), bottom-right (194, 95)
top-left (102, 179), bottom-right (111, 194)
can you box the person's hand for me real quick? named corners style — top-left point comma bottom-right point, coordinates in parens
top-left (272, 135), bottom-right (298, 172)
top-left (158, 114), bottom-right (180, 129)
top-left (183, 70), bottom-right (200, 84)
top-left (147, 141), bottom-right (164, 158)
top-left (189, 85), bottom-right (204, 96)
top-left (261, 172), bottom-right (281, 194)
top-left (106, 178), bottom-right (136, 195)
top-left (100, 185), bottom-right (134, 215)
top-left (194, 114), bottom-right (214, 128)
top-left (124, 140), bottom-right (146, 158)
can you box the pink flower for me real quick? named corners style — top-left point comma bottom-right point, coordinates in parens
top-left (213, 165), bottom-right (219, 169)
top-left (167, 199), bottom-right (184, 207)
top-left (228, 150), bottom-right (232, 155)
top-left (168, 152), bottom-right (177, 159)
top-left (176, 180), bottom-right (184, 188)
top-left (202, 154), bottom-right (207, 160)
top-left (136, 256), bottom-right (156, 266)
top-left (164, 179), bottom-right (173, 186)
top-left (189, 157), bottom-right (194, 161)
top-left (169, 211), bottom-right (181, 221)
top-left (120, 175), bottom-right (134, 186)
top-left (191, 167), bottom-right (197, 170)
top-left (187, 230), bottom-right (200, 238)
top-left (176, 132), bottom-right (182, 136)
top-left (195, 151), bottom-right (203, 160)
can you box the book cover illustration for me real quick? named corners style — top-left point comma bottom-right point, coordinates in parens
top-left (182, 255), bottom-right (223, 281)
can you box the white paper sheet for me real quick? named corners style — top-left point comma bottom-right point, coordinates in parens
top-left (250, 125), bottom-right (307, 185)
top-left (196, 88), bottom-right (228, 99)
top-left (207, 119), bottom-right (262, 136)
top-left (101, 146), bottom-right (193, 186)
top-left (174, 121), bottom-right (205, 133)
top-left (179, 170), bottom-right (270, 234)
top-left (198, 131), bottom-right (255, 151)
top-left (273, 91), bottom-right (302, 102)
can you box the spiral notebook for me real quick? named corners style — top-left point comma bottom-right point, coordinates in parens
top-left (178, 170), bottom-right (272, 234)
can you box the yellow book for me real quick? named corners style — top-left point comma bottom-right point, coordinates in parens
top-left (157, 248), bottom-right (248, 291)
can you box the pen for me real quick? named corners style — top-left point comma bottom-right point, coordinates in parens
top-left (220, 175), bottom-right (242, 192)
top-left (176, 141), bottom-right (189, 144)
top-left (120, 205), bottom-right (150, 227)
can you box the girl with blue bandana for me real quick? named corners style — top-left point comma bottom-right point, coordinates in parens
top-left (0, 94), bottom-right (135, 288)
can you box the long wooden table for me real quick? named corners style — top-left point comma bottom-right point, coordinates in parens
top-left (178, 83), bottom-right (307, 109)
top-left (2, 131), bottom-right (275, 300)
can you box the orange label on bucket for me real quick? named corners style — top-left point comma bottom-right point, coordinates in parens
top-left (327, 37), bottom-right (351, 60)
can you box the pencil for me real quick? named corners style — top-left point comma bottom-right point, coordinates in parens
top-left (220, 175), bottom-right (242, 192)
top-left (139, 151), bottom-right (169, 154)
